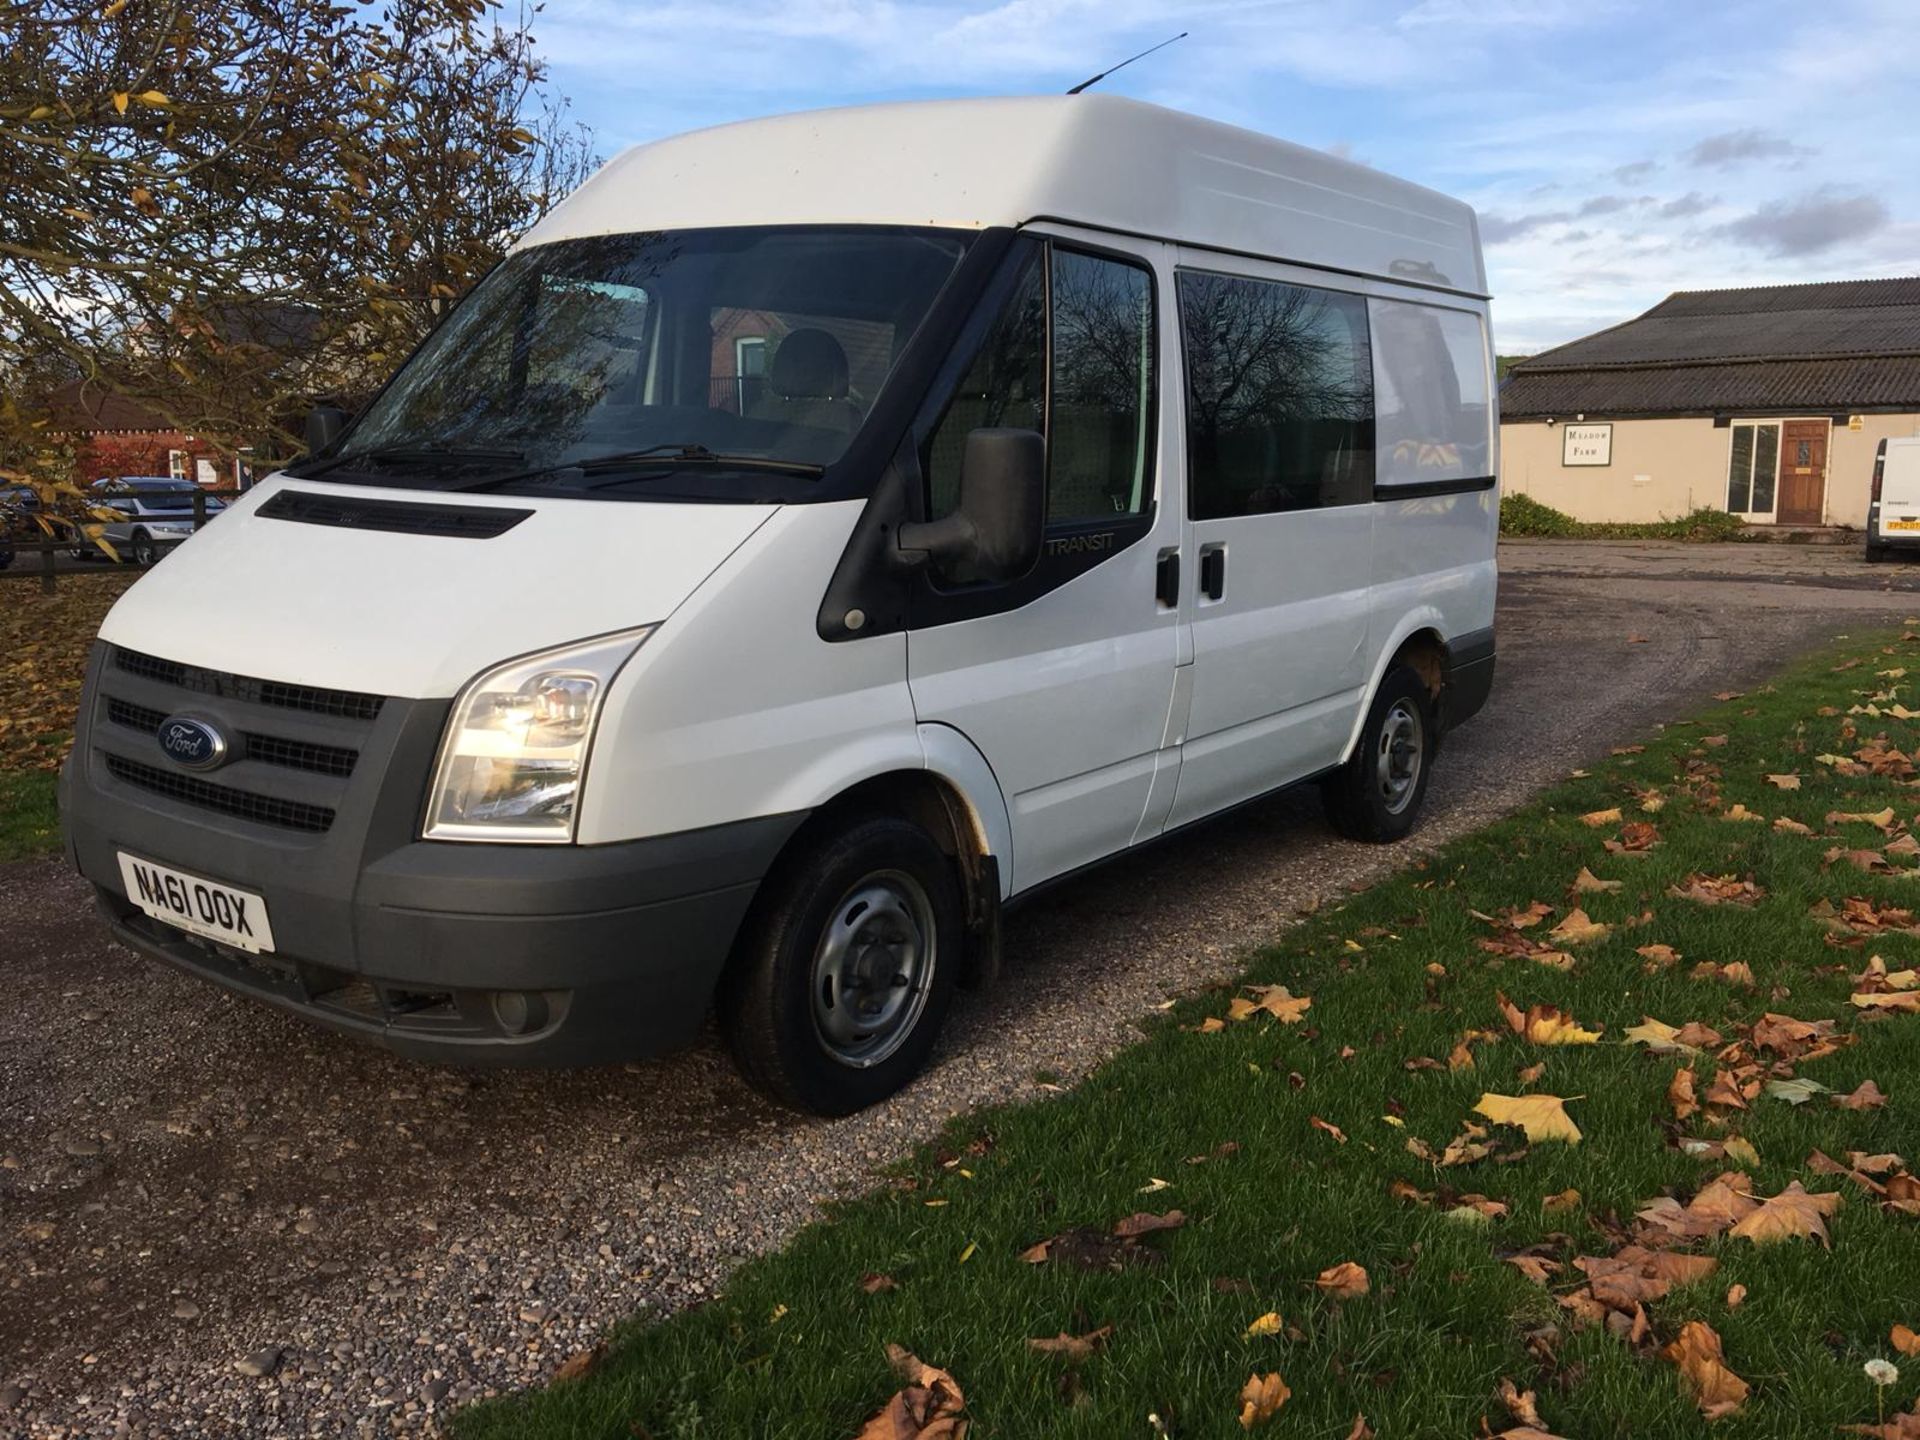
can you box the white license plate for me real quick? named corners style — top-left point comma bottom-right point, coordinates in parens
top-left (116, 853), bottom-right (275, 954)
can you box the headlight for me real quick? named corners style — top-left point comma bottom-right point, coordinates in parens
top-left (424, 627), bottom-right (653, 843)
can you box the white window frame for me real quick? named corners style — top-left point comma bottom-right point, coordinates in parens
top-left (1725, 420), bottom-right (1781, 522)
top-left (167, 448), bottom-right (189, 482)
top-left (734, 336), bottom-right (767, 412)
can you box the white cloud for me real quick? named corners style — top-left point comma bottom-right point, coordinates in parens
top-left (532, 0), bottom-right (1918, 348)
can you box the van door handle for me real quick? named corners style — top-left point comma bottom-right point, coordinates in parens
top-left (1155, 548), bottom-right (1179, 608)
top-left (1199, 543), bottom-right (1226, 600)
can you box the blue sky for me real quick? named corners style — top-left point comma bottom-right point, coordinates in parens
top-left (535, 0), bottom-right (1918, 353)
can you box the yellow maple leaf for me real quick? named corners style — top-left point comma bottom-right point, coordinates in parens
top-left (1662, 1320), bottom-right (1749, 1419)
top-left (1244, 1312), bottom-right (1283, 1339)
top-left (1238, 1372), bottom-right (1291, 1429)
top-left (1235, 984), bottom-right (1311, 1023)
top-left (1474, 1092), bottom-right (1582, 1144)
top-left (1623, 1017), bottom-right (1697, 1053)
top-left (1854, 991), bottom-right (1920, 1012)
top-left (1315, 1261), bottom-right (1370, 1299)
top-left (1498, 992), bottom-right (1601, 1045)
top-left (1728, 1182), bottom-right (1842, 1246)
top-left (1548, 907), bottom-right (1610, 945)
top-left (1829, 807), bottom-right (1897, 830)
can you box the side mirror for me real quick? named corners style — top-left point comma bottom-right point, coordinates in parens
top-left (304, 405), bottom-right (349, 455)
top-left (896, 428), bottom-right (1045, 583)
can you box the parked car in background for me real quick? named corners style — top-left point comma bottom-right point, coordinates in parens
top-left (0, 483), bottom-right (43, 569)
top-left (1866, 438), bottom-right (1920, 563)
top-left (72, 476), bottom-right (224, 566)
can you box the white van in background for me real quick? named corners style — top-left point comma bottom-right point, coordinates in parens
top-left (62, 96), bottom-right (1498, 1114)
top-left (1866, 437), bottom-right (1920, 562)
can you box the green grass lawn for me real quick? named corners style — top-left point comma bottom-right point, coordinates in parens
top-left (0, 764), bottom-right (61, 862)
top-left (456, 638), bottom-right (1920, 1436)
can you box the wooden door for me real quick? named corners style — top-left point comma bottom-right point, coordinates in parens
top-left (1778, 421), bottom-right (1828, 525)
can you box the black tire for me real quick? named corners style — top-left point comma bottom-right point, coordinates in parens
top-left (0, 544), bottom-right (12, 572)
top-left (1867, 543), bottom-right (1891, 564)
top-left (721, 814), bottom-right (963, 1115)
top-left (1322, 663), bottom-right (1436, 843)
top-left (132, 530), bottom-right (157, 567)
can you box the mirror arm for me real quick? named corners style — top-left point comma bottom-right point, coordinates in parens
top-left (893, 512), bottom-right (977, 569)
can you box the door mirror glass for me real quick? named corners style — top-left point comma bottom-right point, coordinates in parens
top-left (304, 405), bottom-right (349, 456)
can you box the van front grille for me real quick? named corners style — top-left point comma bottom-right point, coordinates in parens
top-left (242, 733), bottom-right (358, 778)
top-left (114, 648), bottom-right (384, 722)
top-left (105, 696), bottom-right (360, 778)
top-left (103, 754), bottom-right (337, 834)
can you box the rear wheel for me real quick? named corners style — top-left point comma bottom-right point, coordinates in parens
top-left (721, 814), bottom-right (962, 1115)
top-left (1867, 542), bottom-right (1891, 564)
top-left (1323, 663), bottom-right (1434, 843)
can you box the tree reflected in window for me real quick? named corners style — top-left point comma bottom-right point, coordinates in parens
top-left (1179, 272), bottom-right (1373, 518)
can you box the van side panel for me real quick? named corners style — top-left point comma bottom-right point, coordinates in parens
top-left (580, 502), bottom-right (929, 845)
top-left (1358, 292), bottom-right (1497, 757)
top-left (1361, 489), bottom-right (1498, 726)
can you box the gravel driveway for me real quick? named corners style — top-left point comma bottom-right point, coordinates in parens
top-left (5, 538), bottom-right (1919, 1439)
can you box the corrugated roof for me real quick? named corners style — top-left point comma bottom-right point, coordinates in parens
top-left (1651, 277), bottom-right (1920, 317)
top-left (1501, 356), bottom-right (1920, 420)
top-left (1504, 275), bottom-right (1920, 418)
top-left (44, 380), bottom-right (176, 435)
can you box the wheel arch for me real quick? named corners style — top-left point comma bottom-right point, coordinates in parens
top-left (743, 726), bottom-right (1012, 988)
top-left (1340, 614), bottom-right (1454, 764)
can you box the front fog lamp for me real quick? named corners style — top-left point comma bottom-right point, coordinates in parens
top-left (425, 628), bottom-right (653, 843)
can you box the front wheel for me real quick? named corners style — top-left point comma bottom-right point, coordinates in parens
top-left (721, 815), bottom-right (963, 1115)
top-left (1323, 663), bottom-right (1435, 843)
top-left (131, 530), bottom-right (158, 567)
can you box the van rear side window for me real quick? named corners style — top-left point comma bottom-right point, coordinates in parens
top-left (1370, 300), bottom-right (1492, 490)
top-left (1177, 271), bottom-right (1373, 519)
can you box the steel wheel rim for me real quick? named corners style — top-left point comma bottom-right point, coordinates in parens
top-left (1375, 699), bottom-right (1424, 815)
top-left (809, 869), bottom-right (936, 1069)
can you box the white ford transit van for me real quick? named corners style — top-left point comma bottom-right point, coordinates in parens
top-left (62, 96), bottom-right (1498, 1113)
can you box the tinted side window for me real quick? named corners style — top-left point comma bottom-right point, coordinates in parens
top-left (1371, 300), bottom-right (1491, 488)
top-left (1049, 250), bottom-right (1154, 522)
top-left (924, 255), bottom-right (1045, 520)
top-left (1178, 272), bottom-right (1373, 519)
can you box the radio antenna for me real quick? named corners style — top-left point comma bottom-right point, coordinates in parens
top-left (1066, 31), bottom-right (1188, 94)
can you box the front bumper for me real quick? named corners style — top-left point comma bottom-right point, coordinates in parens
top-left (62, 643), bottom-right (804, 1065)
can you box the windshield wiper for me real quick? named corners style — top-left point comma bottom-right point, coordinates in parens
top-left (447, 444), bottom-right (825, 493)
top-left (290, 443), bottom-right (526, 479)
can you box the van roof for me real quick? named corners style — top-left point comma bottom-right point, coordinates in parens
top-left (519, 95), bottom-right (1486, 298)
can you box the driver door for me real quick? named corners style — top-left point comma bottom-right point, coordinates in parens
top-left (906, 234), bottom-right (1186, 893)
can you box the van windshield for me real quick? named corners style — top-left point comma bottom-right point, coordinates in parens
top-left (319, 226), bottom-right (973, 496)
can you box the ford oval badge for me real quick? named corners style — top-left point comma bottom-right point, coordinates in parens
top-left (158, 715), bottom-right (228, 771)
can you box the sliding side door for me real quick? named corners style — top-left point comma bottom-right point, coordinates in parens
top-left (1164, 259), bottom-right (1377, 828)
